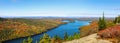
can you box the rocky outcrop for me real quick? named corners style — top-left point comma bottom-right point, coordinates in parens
top-left (63, 33), bottom-right (112, 43)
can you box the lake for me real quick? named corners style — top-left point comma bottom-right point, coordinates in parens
top-left (3, 20), bottom-right (91, 43)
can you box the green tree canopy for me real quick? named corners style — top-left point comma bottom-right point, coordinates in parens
top-left (39, 33), bottom-right (51, 43)
top-left (98, 12), bottom-right (106, 30)
top-left (22, 39), bottom-right (27, 43)
top-left (64, 32), bottom-right (68, 41)
top-left (22, 37), bottom-right (32, 43)
top-left (114, 15), bottom-right (120, 24)
top-left (27, 37), bottom-right (33, 43)
top-left (73, 33), bottom-right (80, 39)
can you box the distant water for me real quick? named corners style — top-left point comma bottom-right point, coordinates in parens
top-left (3, 20), bottom-right (91, 43)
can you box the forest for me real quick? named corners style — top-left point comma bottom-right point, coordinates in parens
top-left (21, 15), bottom-right (120, 43)
top-left (0, 18), bottom-right (65, 42)
top-left (1, 15), bottom-right (120, 43)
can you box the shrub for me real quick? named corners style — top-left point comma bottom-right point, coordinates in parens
top-left (97, 25), bottom-right (120, 38)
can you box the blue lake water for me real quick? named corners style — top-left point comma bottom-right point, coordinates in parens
top-left (3, 20), bottom-right (91, 43)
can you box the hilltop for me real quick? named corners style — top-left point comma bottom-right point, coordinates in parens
top-left (63, 33), bottom-right (112, 43)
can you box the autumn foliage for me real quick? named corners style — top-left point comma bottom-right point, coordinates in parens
top-left (80, 21), bottom-right (98, 37)
top-left (0, 18), bottom-right (64, 42)
top-left (97, 25), bottom-right (120, 38)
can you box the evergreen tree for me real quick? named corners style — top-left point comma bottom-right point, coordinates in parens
top-left (98, 12), bottom-right (106, 30)
top-left (114, 15), bottom-right (120, 24)
top-left (22, 37), bottom-right (32, 43)
top-left (54, 35), bottom-right (61, 40)
top-left (64, 32), bottom-right (68, 41)
top-left (117, 16), bottom-right (120, 23)
top-left (73, 33), bottom-right (80, 39)
top-left (39, 33), bottom-right (51, 43)
top-left (98, 18), bottom-right (102, 29)
top-left (53, 35), bottom-right (62, 43)
top-left (0, 17), bottom-right (6, 21)
top-left (114, 17), bottom-right (118, 24)
top-left (27, 37), bottom-right (33, 43)
top-left (67, 35), bottom-right (73, 41)
top-left (22, 39), bottom-right (27, 43)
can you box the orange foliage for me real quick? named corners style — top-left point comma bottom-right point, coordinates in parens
top-left (0, 19), bottom-right (63, 41)
top-left (80, 21), bottom-right (98, 37)
top-left (90, 21), bottom-right (98, 28)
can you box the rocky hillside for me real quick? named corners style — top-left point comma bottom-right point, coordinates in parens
top-left (64, 25), bottom-right (120, 43)
top-left (63, 33), bottom-right (112, 43)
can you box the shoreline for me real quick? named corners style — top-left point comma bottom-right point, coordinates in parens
top-left (2, 22), bottom-right (67, 42)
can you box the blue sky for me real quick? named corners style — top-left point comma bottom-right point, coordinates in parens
top-left (0, 0), bottom-right (120, 17)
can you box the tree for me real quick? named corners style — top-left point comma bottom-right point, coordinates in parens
top-left (117, 16), bottom-right (120, 23)
top-left (22, 39), bottom-right (27, 43)
top-left (52, 35), bottom-right (62, 43)
top-left (98, 12), bottom-right (106, 30)
top-left (73, 33), bottom-right (80, 39)
top-left (27, 37), bottom-right (33, 43)
top-left (67, 35), bottom-right (73, 41)
top-left (39, 33), bottom-right (51, 43)
top-left (0, 17), bottom-right (5, 21)
top-left (54, 35), bottom-right (61, 40)
top-left (64, 32), bottom-right (68, 41)
top-left (22, 37), bottom-right (32, 43)
top-left (114, 15), bottom-right (120, 24)
top-left (114, 17), bottom-right (118, 24)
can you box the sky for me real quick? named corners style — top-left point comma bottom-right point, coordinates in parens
top-left (0, 0), bottom-right (120, 17)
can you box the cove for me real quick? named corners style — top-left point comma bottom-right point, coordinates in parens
top-left (3, 20), bottom-right (91, 43)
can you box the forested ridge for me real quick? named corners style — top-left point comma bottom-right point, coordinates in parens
top-left (1, 15), bottom-right (120, 43)
top-left (0, 18), bottom-right (64, 42)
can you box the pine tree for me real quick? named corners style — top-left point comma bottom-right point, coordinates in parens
top-left (73, 33), bottom-right (80, 39)
top-left (53, 35), bottom-right (62, 43)
top-left (98, 12), bottom-right (106, 30)
top-left (117, 16), bottom-right (120, 23)
top-left (64, 32), bottom-right (68, 41)
top-left (27, 37), bottom-right (33, 43)
top-left (67, 35), bottom-right (73, 41)
top-left (54, 35), bottom-right (61, 40)
top-left (22, 37), bottom-right (32, 43)
top-left (114, 15), bottom-right (120, 24)
top-left (0, 17), bottom-right (5, 21)
top-left (39, 33), bottom-right (51, 43)
top-left (102, 13), bottom-right (106, 29)
top-left (114, 17), bottom-right (118, 24)
top-left (22, 39), bottom-right (27, 43)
